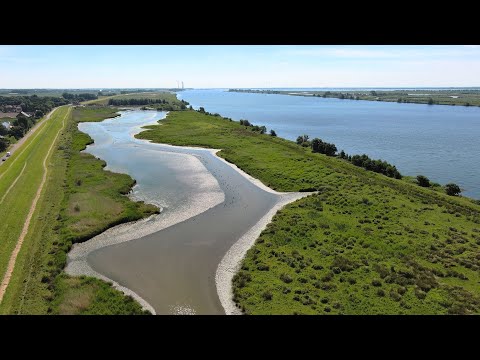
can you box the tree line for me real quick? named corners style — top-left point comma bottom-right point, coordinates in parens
top-left (108, 98), bottom-right (171, 106)
top-left (0, 95), bottom-right (69, 153)
top-left (0, 95), bottom-right (69, 113)
top-left (296, 134), bottom-right (401, 179)
top-left (62, 93), bottom-right (98, 102)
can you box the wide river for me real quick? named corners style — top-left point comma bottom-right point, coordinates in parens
top-left (68, 110), bottom-right (281, 314)
top-left (178, 89), bottom-right (480, 199)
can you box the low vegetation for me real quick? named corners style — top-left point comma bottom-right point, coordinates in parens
top-left (0, 106), bottom-right (157, 314)
top-left (138, 109), bottom-right (480, 314)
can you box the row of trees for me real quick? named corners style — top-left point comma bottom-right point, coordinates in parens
top-left (108, 98), bottom-right (170, 106)
top-left (238, 119), bottom-right (275, 135)
top-left (0, 95), bottom-right (69, 113)
top-left (296, 134), bottom-right (402, 179)
top-left (62, 92), bottom-right (98, 102)
top-left (347, 153), bottom-right (402, 179)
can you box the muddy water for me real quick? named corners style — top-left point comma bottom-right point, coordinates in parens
top-left (77, 110), bottom-right (279, 314)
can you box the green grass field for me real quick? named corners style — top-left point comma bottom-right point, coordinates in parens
top-left (0, 106), bottom-right (157, 314)
top-left (137, 110), bottom-right (480, 314)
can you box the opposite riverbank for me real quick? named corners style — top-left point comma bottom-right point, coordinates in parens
top-left (229, 88), bottom-right (480, 107)
top-left (137, 109), bottom-right (480, 314)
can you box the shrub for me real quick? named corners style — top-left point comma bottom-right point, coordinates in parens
top-left (372, 279), bottom-right (382, 287)
top-left (262, 291), bottom-right (273, 301)
top-left (416, 175), bottom-right (430, 187)
top-left (445, 183), bottom-right (461, 196)
top-left (280, 273), bottom-right (293, 284)
top-left (257, 264), bottom-right (270, 271)
top-left (74, 204), bottom-right (80, 212)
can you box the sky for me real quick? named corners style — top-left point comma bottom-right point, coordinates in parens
top-left (0, 45), bottom-right (479, 88)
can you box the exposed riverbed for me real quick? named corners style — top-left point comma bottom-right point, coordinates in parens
top-left (65, 110), bottom-right (307, 314)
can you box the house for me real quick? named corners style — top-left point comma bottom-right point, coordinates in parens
top-left (17, 111), bottom-right (31, 118)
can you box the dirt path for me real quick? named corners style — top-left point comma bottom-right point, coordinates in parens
top-left (0, 108), bottom-right (68, 304)
top-left (0, 107), bottom-right (57, 169)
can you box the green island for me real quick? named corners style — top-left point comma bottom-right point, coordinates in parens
top-left (229, 88), bottom-right (480, 107)
top-left (0, 105), bottom-right (158, 315)
top-left (137, 109), bottom-right (480, 314)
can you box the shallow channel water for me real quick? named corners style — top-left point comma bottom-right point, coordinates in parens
top-left (71, 110), bottom-right (279, 314)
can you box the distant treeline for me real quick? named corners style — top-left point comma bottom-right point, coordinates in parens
top-left (62, 92), bottom-right (98, 102)
top-left (108, 98), bottom-right (168, 106)
top-left (0, 95), bottom-right (69, 113)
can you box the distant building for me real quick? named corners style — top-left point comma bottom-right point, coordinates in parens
top-left (17, 111), bottom-right (31, 118)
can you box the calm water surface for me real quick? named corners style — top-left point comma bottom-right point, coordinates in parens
top-left (77, 110), bottom-right (278, 314)
top-left (179, 89), bottom-right (480, 198)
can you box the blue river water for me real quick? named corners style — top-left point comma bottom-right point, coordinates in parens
top-left (178, 89), bottom-right (480, 199)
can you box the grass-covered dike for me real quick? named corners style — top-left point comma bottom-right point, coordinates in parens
top-left (138, 109), bottom-right (480, 315)
top-left (1, 106), bottom-right (158, 315)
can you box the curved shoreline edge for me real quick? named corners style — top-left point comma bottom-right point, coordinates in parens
top-left (66, 112), bottom-right (313, 315)
top-left (215, 192), bottom-right (311, 315)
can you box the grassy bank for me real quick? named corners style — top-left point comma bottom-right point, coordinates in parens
top-left (137, 110), bottom-right (480, 314)
top-left (0, 106), bottom-right (158, 314)
top-left (229, 89), bottom-right (480, 107)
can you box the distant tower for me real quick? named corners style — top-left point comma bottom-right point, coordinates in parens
top-left (182, 81), bottom-right (184, 89)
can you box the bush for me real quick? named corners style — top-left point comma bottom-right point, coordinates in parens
top-left (280, 273), bottom-right (293, 284)
top-left (416, 175), bottom-right (430, 187)
top-left (270, 129), bottom-right (277, 137)
top-left (372, 279), bottom-right (382, 287)
top-left (445, 183), bottom-right (461, 196)
top-left (262, 291), bottom-right (273, 301)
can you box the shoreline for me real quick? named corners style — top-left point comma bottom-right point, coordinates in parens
top-left (66, 110), bottom-right (312, 315)
top-left (66, 112), bottom-right (225, 314)
top-left (215, 191), bottom-right (311, 315)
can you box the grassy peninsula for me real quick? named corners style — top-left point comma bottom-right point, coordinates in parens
top-left (137, 109), bottom-right (480, 315)
top-left (0, 106), bottom-right (158, 314)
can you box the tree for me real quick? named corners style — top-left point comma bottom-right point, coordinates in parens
top-left (35, 110), bottom-right (44, 118)
top-left (270, 129), bottom-right (277, 137)
top-left (0, 137), bottom-right (8, 152)
top-left (199, 107), bottom-right (206, 113)
top-left (445, 183), bottom-right (461, 196)
top-left (428, 98), bottom-right (434, 105)
top-left (9, 126), bottom-right (24, 140)
top-left (417, 175), bottom-right (430, 187)
top-left (339, 150), bottom-right (346, 159)
top-left (0, 124), bottom-right (8, 136)
top-left (311, 138), bottom-right (323, 152)
top-left (370, 91), bottom-right (377, 96)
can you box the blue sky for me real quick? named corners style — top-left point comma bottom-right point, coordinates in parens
top-left (0, 45), bottom-right (479, 88)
